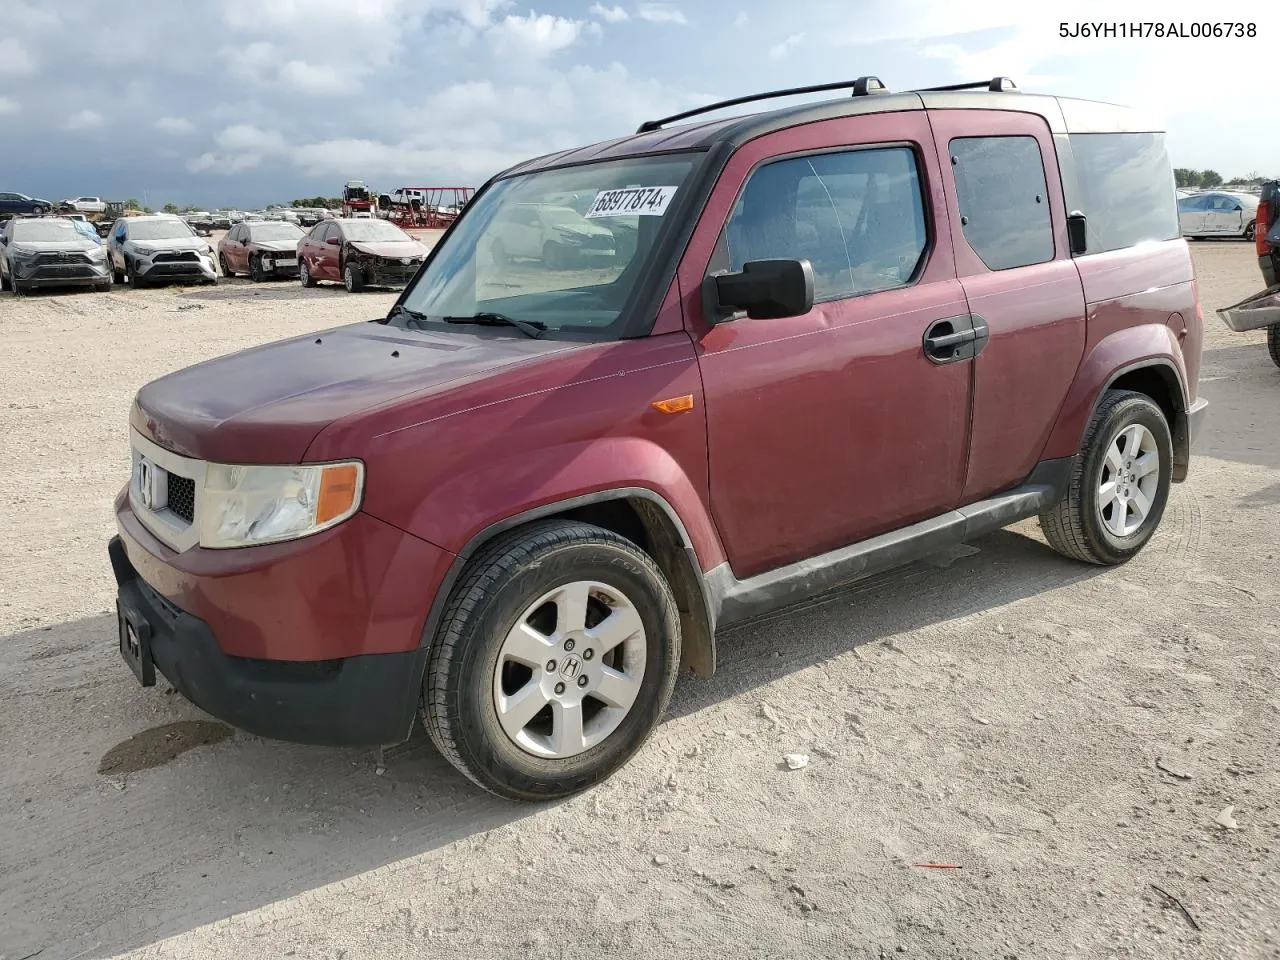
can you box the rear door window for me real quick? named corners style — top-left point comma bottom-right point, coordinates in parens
top-left (716, 146), bottom-right (928, 302)
top-left (949, 136), bottom-right (1054, 270)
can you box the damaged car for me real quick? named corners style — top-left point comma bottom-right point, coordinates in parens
top-left (297, 217), bottom-right (428, 292)
top-left (218, 220), bottom-right (305, 281)
top-left (107, 214), bottom-right (218, 288)
top-left (1216, 179), bottom-right (1280, 369)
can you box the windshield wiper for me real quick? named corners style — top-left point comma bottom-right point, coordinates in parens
top-left (387, 303), bottom-right (430, 329)
top-left (442, 312), bottom-right (546, 339)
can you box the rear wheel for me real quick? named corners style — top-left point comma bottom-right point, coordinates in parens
top-left (343, 263), bottom-right (364, 293)
top-left (249, 254), bottom-right (266, 283)
top-left (1245, 221), bottom-right (1257, 242)
top-left (422, 520), bottom-right (681, 801)
top-left (1267, 323), bottom-right (1280, 369)
top-left (299, 260), bottom-right (316, 288)
top-left (1039, 390), bottom-right (1173, 565)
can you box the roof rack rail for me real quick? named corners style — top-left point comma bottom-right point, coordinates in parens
top-left (917, 76), bottom-right (1017, 93)
top-left (635, 76), bottom-right (889, 134)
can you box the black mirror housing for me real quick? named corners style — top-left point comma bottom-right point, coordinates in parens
top-left (1066, 211), bottom-right (1088, 256)
top-left (704, 258), bottom-right (815, 323)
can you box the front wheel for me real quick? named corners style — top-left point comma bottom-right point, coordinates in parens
top-left (249, 254), bottom-right (266, 283)
top-left (127, 263), bottom-right (144, 289)
top-left (1039, 390), bottom-right (1173, 565)
top-left (343, 263), bottom-right (364, 293)
top-left (422, 520), bottom-right (681, 801)
top-left (1267, 323), bottom-right (1280, 369)
top-left (219, 254), bottom-right (235, 278)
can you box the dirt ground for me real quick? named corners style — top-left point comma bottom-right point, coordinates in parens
top-left (0, 240), bottom-right (1276, 960)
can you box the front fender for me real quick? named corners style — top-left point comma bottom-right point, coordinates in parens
top-left (1043, 322), bottom-right (1188, 461)
top-left (369, 435), bottom-right (724, 573)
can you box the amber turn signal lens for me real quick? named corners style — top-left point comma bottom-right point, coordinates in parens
top-left (651, 394), bottom-right (694, 415)
top-left (316, 464), bottom-right (361, 523)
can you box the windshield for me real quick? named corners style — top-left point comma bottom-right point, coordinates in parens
top-left (397, 154), bottom-right (698, 337)
top-left (12, 220), bottom-right (82, 242)
top-left (249, 223), bottom-right (305, 242)
top-left (341, 219), bottom-right (413, 242)
top-left (129, 219), bottom-right (196, 241)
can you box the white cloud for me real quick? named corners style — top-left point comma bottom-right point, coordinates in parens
top-left (589, 3), bottom-right (628, 22)
top-left (0, 97), bottom-right (19, 116)
top-left (154, 116), bottom-right (195, 135)
top-left (63, 109), bottom-right (105, 132)
top-left (0, 38), bottom-right (37, 76)
top-left (279, 60), bottom-right (347, 93)
top-left (732, 11), bottom-right (748, 28)
top-left (216, 124), bottom-right (289, 154)
top-left (769, 32), bottom-right (805, 59)
top-left (186, 152), bottom-right (217, 173)
top-left (635, 3), bottom-right (686, 24)
top-left (488, 12), bottom-right (583, 57)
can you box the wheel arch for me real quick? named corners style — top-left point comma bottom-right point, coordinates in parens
top-left (419, 488), bottom-right (718, 678)
top-left (1102, 360), bottom-right (1190, 482)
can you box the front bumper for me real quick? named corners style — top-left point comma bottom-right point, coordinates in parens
top-left (136, 254), bottom-right (217, 282)
top-left (361, 259), bottom-right (422, 287)
top-left (110, 490), bottom-right (456, 746)
top-left (111, 536), bottom-right (426, 745)
top-left (12, 258), bottom-right (109, 287)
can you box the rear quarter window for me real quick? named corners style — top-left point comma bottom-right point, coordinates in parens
top-left (1068, 132), bottom-right (1179, 253)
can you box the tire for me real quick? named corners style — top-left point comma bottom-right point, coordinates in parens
top-left (0, 266), bottom-right (8, 291)
top-left (111, 256), bottom-right (124, 284)
top-left (422, 519), bottom-right (681, 801)
top-left (1245, 221), bottom-right (1257, 242)
top-left (343, 263), bottom-right (364, 293)
top-left (299, 260), bottom-right (316, 288)
top-left (491, 239), bottom-right (509, 265)
top-left (249, 254), bottom-right (266, 283)
top-left (1039, 389), bottom-right (1174, 565)
top-left (11, 277), bottom-right (25, 296)
top-left (127, 262), bottom-right (144, 289)
top-left (219, 254), bottom-right (235, 278)
top-left (1267, 323), bottom-right (1280, 370)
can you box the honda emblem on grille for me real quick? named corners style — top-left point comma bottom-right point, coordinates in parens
top-left (136, 457), bottom-right (166, 511)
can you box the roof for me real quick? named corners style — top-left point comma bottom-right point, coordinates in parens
top-left (500, 86), bottom-right (1163, 179)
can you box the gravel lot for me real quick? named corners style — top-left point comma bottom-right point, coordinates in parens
top-left (1, 241), bottom-right (1277, 960)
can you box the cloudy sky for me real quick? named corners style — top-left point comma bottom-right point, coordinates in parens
top-left (1, 0), bottom-right (1275, 208)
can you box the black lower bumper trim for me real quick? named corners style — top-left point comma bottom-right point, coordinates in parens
top-left (108, 536), bottom-right (425, 747)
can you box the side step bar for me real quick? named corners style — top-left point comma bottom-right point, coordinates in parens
top-left (704, 458), bottom-right (1072, 629)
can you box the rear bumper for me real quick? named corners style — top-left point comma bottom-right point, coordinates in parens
top-left (109, 535), bottom-right (428, 746)
top-left (1218, 284), bottom-right (1280, 333)
top-left (1188, 396), bottom-right (1209, 448)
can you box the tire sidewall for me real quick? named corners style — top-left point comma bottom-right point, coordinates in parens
top-left (1078, 396), bottom-right (1173, 562)
top-left (444, 540), bottom-right (679, 796)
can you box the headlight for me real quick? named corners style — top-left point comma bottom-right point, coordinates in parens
top-left (89, 245), bottom-right (107, 260)
top-left (9, 246), bottom-right (38, 260)
top-left (132, 243), bottom-right (155, 255)
top-left (197, 461), bottom-right (364, 549)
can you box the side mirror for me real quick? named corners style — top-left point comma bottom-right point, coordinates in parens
top-left (1066, 211), bottom-right (1088, 256)
top-left (326, 237), bottom-right (340, 246)
top-left (703, 258), bottom-right (814, 323)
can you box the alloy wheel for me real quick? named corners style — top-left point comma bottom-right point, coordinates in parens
top-left (1097, 423), bottom-right (1160, 537)
top-left (492, 580), bottom-right (647, 759)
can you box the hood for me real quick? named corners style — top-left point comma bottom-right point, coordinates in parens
top-left (131, 322), bottom-right (578, 463)
top-left (127, 237), bottom-right (209, 252)
top-left (248, 240), bottom-right (300, 253)
top-left (10, 239), bottom-right (101, 254)
top-left (349, 240), bottom-right (427, 259)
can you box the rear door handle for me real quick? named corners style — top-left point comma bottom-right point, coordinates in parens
top-left (924, 313), bottom-right (990, 364)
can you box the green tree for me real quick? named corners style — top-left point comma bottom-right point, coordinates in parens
top-left (1199, 169), bottom-right (1223, 188)
top-left (123, 198), bottom-right (142, 210)
top-left (162, 202), bottom-right (180, 214)
top-left (142, 206), bottom-right (155, 214)
top-left (1173, 168), bottom-right (1198, 188)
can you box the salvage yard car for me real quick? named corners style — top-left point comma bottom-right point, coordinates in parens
top-left (1176, 190), bottom-right (1259, 241)
top-left (488, 201), bottom-right (617, 268)
top-left (107, 214), bottom-right (217, 288)
top-left (1215, 178), bottom-right (1280, 368)
top-left (0, 215), bottom-right (112, 293)
top-left (0, 191), bottom-right (54, 218)
top-left (109, 76), bottom-right (1208, 801)
top-left (218, 220), bottom-right (305, 281)
top-left (297, 217), bottom-right (428, 292)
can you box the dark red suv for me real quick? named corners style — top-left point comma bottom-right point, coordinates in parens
top-left (109, 76), bottom-right (1208, 800)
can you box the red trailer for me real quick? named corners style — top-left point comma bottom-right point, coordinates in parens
top-left (382, 187), bottom-right (474, 229)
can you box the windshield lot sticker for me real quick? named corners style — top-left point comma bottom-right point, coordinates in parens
top-left (585, 186), bottom-right (679, 218)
